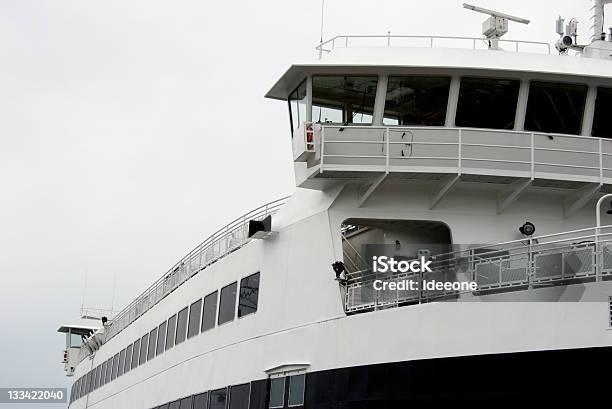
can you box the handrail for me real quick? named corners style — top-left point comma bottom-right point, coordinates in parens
top-left (315, 34), bottom-right (551, 58)
top-left (312, 124), bottom-right (611, 185)
top-left (344, 224), bottom-right (612, 312)
top-left (79, 196), bottom-right (289, 361)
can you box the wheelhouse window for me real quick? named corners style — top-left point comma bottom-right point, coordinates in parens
top-left (219, 282), bottom-right (237, 325)
top-left (525, 81), bottom-right (587, 135)
top-left (166, 314), bottom-right (177, 351)
top-left (202, 291), bottom-right (218, 331)
top-left (289, 80), bottom-right (307, 133)
top-left (230, 384), bottom-right (250, 409)
top-left (593, 86), bottom-right (612, 138)
top-left (139, 333), bottom-right (149, 365)
top-left (210, 388), bottom-right (228, 409)
top-left (269, 378), bottom-right (285, 408)
top-left (384, 76), bottom-right (450, 126)
top-left (124, 343), bottom-right (133, 374)
top-left (175, 306), bottom-right (188, 345)
top-left (169, 400), bottom-right (180, 409)
top-left (148, 327), bottom-right (158, 360)
top-left (312, 75), bottom-right (378, 124)
top-left (456, 77), bottom-right (520, 129)
top-left (238, 272), bottom-right (260, 317)
top-left (193, 392), bottom-right (208, 409)
top-left (156, 321), bottom-right (167, 355)
top-left (131, 339), bottom-right (141, 370)
top-left (288, 374), bottom-right (305, 407)
top-left (188, 299), bottom-right (202, 339)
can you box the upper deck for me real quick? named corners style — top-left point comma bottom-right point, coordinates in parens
top-left (266, 35), bottom-right (612, 199)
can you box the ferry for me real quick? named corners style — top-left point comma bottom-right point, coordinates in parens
top-left (59, 1), bottom-right (612, 407)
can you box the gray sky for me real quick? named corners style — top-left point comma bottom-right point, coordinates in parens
top-left (0, 0), bottom-right (602, 399)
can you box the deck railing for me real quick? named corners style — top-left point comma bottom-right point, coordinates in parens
top-left (79, 197), bottom-right (288, 361)
top-left (307, 125), bottom-right (612, 185)
top-left (345, 225), bottom-right (612, 312)
top-left (315, 34), bottom-right (551, 58)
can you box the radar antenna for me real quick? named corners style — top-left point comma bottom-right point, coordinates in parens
top-left (463, 3), bottom-right (530, 50)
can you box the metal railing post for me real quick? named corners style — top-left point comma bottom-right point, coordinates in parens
top-left (385, 127), bottom-right (390, 173)
top-left (458, 129), bottom-right (462, 175)
top-left (599, 138), bottom-right (603, 184)
top-left (320, 126), bottom-right (325, 173)
top-left (530, 132), bottom-right (535, 179)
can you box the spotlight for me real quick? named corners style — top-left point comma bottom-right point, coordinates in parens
top-left (332, 261), bottom-right (346, 279)
top-left (519, 221), bottom-right (536, 236)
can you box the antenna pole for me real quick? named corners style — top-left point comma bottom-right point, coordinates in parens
top-left (80, 270), bottom-right (88, 316)
top-left (320, 0), bottom-right (325, 43)
top-left (318, 0), bottom-right (326, 59)
top-left (109, 272), bottom-right (117, 316)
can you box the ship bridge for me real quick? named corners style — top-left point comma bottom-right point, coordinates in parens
top-left (266, 35), bottom-right (612, 213)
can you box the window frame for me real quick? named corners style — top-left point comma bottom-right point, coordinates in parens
top-left (166, 314), bottom-right (177, 351)
top-left (156, 320), bottom-right (167, 355)
top-left (524, 80), bottom-right (588, 135)
top-left (455, 76), bottom-right (521, 130)
top-left (218, 282), bottom-right (238, 326)
top-left (188, 298), bottom-right (203, 339)
top-left (229, 383), bottom-right (251, 409)
top-left (175, 306), bottom-right (189, 345)
top-left (288, 374), bottom-right (306, 407)
top-left (238, 272), bottom-right (260, 318)
top-left (268, 377), bottom-right (285, 409)
top-left (202, 290), bottom-right (218, 332)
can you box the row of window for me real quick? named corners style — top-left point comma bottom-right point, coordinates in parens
top-left (288, 75), bottom-right (612, 137)
top-left (151, 374), bottom-right (305, 409)
top-left (69, 272), bottom-right (261, 404)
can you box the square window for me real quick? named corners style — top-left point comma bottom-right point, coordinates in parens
top-left (218, 282), bottom-right (237, 325)
top-left (288, 374), bottom-right (305, 407)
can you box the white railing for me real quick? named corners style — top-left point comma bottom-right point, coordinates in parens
top-left (316, 35), bottom-right (551, 58)
top-left (78, 197), bottom-right (288, 361)
top-left (345, 225), bottom-right (612, 312)
top-left (310, 125), bottom-right (612, 185)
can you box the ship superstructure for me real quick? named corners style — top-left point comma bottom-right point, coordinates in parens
top-left (60, 2), bottom-right (612, 408)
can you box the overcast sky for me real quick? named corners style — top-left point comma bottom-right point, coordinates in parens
top-left (0, 0), bottom-right (604, 400)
